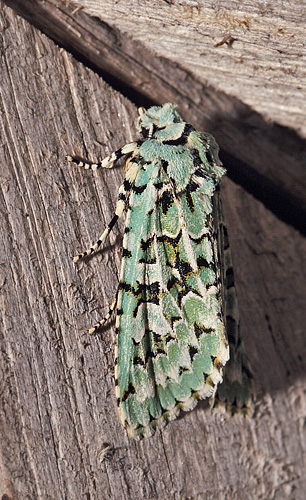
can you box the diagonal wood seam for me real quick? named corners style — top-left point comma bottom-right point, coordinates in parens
top-left (3, 0), bottom-right (306, 232)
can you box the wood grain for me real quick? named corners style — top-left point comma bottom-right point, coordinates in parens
top-left (1, 4), bottom-right (306, 499)
top-left (3, 0), bottom-right (306, 227)
top-left (74, 0), bottom-right (306, 137)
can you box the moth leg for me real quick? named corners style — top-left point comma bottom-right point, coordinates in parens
top-left (72, 182), bottom-right (129, 262)
top-left (72, 157), bottom-right (140, 262)
top-left (83, 158), bottom-right (141, 333)
top-left (73, 213), bottom-right (119, 263)
top-left (66, 142), bottom-right (138, 170)
top-left (88, 293), bottom-right (118, 335)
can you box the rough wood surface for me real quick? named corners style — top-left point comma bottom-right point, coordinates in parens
top-left (3, 0), bottom-right (306, 225)
top-left (1, 4), bottom-right (306, 500)
top-left (73, 0), bottom-right (306, 138)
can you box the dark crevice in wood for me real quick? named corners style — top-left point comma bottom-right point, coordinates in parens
top-left (62, 48), bottom-right (156, 111)
top-left (222, 151), bottom-right (306, 237)
top-left (2, 3), bottom-right (306, 498)
top-left (3, 0), bottom-right (306, 237)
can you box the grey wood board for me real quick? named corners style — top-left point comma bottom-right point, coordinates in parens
top-left (1, 4), bottom-right (306, 500)
top-left (73, 0), bottom-right (306, 138)
top-left (3, 0), bottom-right (306, 221)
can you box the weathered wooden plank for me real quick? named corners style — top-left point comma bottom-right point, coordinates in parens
top-left (75, 0), bottom-right (306, 138)
top-left (3, 0), bottom-right (306, 227)
top-left (1, 4), bottom-right (306, 500)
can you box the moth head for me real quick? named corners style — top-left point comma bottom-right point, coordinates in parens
top-left (137, 103), bottom-right (183, 139)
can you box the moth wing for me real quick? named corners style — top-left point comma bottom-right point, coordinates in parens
top-left (212, 193), bottom-right (255, 416)
top-left (116, 161), bottom-right (229, 439)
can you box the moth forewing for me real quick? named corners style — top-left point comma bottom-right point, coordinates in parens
top-left (68, 103), bottom-right (254, 439)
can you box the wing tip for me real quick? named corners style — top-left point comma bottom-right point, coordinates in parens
top-left (120, 340), bottom-right (230, 439)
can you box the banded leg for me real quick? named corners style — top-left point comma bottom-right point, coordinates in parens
top-left (70, 150), bottom-right (141, 333)
top-left (72, 158), bottom-right (141, 262)
top-left (66, 142), bottom-right (138, 170)
top-left (81, 158), bottom-right (140, 333)
top-left (73, 181), bottom-right (130, 262)
top-left (88, 293), bottom-right (118, 335)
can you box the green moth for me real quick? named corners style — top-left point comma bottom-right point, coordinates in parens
top-left (67, 103), bottom-right (254, 439)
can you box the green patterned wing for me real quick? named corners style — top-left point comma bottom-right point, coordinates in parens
top-left (115, 144), bottom-right (229, 439)
top-left (68, 102), bottom-right (254, 439)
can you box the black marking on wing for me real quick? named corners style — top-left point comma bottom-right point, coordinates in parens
top-left (157, 229), bottom-right (182, 247)
top-left (175, 257), bottom-right (193, 277)
top-left (131, 329), bottom-right (179, 367)
top-left (191, 149), bottom-right (203, 168)
top-left (170, 316), bottom-right (181, 328)
top-left (162, 124), bottom-right (195, 145)
top-left (161, 159), bottom-right (169, 174)
top-left (145, 349), bottom-right (165, 360)
top-left (119, 282), bottom-right (132, 292)
top-left (177, 287), bottom-right (201, 308)
top-left (187, 179), bottom-right (201, 192)
top-left (179, 366), bottom-right (190, 375)
top-left (155, 347), bottom-right (167, 355)
top-left (123, 180), bottom-right (132, 191)
top-left (183, 123), bottom-right (195, 136)
top-left (194, 323), bottom-right (215, 339)
top-left (159, 189), bottom-right (175, 215)
top-left (215, 361), bottom-right (223, 371)
top-left (152, 331), bottom-right (163, 343)
top-left (185, 189), bottom-right (194, 212)
top-left (122, 248), bottom-right (132, 258)
top-left (141, 229), bottom-right (183, 253)
top-left (121, 383), bottom-right (136, 402)
top-left (132, 184), bottom-right (146, 194)
top-left (189, 345), bottom-right (199, 362)
top-left (141, 126), bottom-right (155, 139)
top-left (141, 235), bottom-right (155, 251)
top-left (139, 256), bottom-right (157, 264)
top-left (144, 329), bottom-right (162, 359)
top-left (166, 276), bottom-right (179, 291)
top-left (166, 253), bottom-right (202, 307)
top-left (193, 166), bottom-right (209, 181)
top-left (196, 255), bottom-right (211, 269)
top-left (165, 332), bottom-right (176, 343)
top-left (163, 137), bottom-right (187, 146)
top-left (132, 281), bottom-right (160, 317)
top-left (151, 330), bottom-right (175, 354)
top-left (133, 356), bottom-right (145, 366)
top-left (190, 232), bottom-right (210, 244)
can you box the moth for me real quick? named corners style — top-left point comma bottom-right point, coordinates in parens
top-left (67, 103), bottom-right (254, 439)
